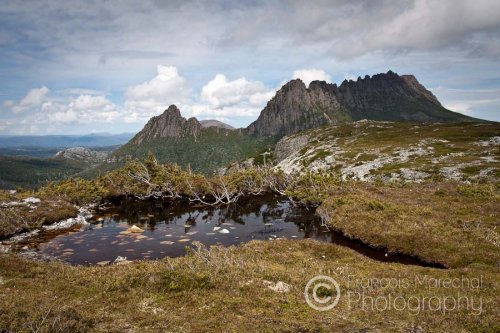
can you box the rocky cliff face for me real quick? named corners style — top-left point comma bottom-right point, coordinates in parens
top-left (246, 79), bottom-right (350, 137)
top-left (247, 71), bottom-right (475, 137)
top-left (129, 105), bottom-right (202, 144)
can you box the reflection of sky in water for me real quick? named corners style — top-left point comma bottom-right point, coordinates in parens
top-left (30, 195), bottom-right (330, 265)
top-left (17, 195), bottom-right (439, 267)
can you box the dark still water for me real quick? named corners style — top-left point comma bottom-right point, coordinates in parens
top-left (13, 195), bottom-right (444, 268)
top-left (20, 195), bottom-right (328, 265)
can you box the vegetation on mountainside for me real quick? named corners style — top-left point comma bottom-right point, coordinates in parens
top-left (0, 155), bottom-right (90, 189)
top-left (275, 121), bottom-right (499, 182)
top-left (115, 127), bottom-right (276, 175)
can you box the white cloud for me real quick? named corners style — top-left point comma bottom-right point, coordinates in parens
top-left (200, 74), bottom-right (270, 109)
top-left (433, 86), bottom-right (500, 117)
top-left (11, 86), bottom-right (49, 113)
top-left (125, 65), bottom-right (189, 103)
top-left (292, 69), bottom-right (331, 87)
top-left (343, 73), bottom-right (357, 81)
top-left (442, 103), bottom-right (473, 115)
top-left (124, 65), bottom-right (191, 121)
top-left (3, 100), bottom-right (14, 108)
top-left (185, 73), bottom-right (276, 123)
top-left (38, 94), bottom-right (120, 124)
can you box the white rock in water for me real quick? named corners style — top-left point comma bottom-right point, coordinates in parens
top-left (219, 229), bottom-right (230, 234)
top-left (114, 256), bottom-right (132, 265)
top-left (213, 226), bottom-right (221, 231)
top-left (23, 197), bottom-right (41, 204)
top-left (127, 225), bottom-right (144, 233)
top-left (96, 261), bottom-right (110, 266)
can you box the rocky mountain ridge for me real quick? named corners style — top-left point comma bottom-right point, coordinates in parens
top-left (126, 71), bottom-right (478, 145)
top-left (129, 105), bottom-right (202, 144)
top-left (246, 70), bottom-right (476, 137)
top-left (112, 70), bottom-right (484, 175)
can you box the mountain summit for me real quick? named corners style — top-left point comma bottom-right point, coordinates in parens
top-left (246, 70), bottom-right (476, 137)
top-left (129, 105), bottom-right (202, 144)
top-left (113, 71), bottom-right (481, 174)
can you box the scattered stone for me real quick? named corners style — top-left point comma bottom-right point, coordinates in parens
top-left (0, 244), bottom-right (10, 254)
top-left (219, 228), bottom-right (230, 234)
top-left (139, 298), bottom-right (165, 315)
top-left (263, 280), bottom-right (291, 293)
top-left (127, 225), bottom-right (144, 233)
top-left (114, 256), bottom-right (132, 265)
top-left (96, 261), bottom-right (110, 266)
top-left (160, 241), bottom-right (174, 245)
top-left (178, 238), bottom-right (191, 243)
top-left (23, 197), bottom-right (41, 204)
top-left (213, 226), bottom-right (221, 231)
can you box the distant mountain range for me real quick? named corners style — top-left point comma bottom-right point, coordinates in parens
top-left (200, 120), bottom-right (235, 130)
top-left (0, 133), bottom-right (134, 149)
top-left (0, 70), bottom-right (487, 187)
top-left (112, 71), bottom-right (480, 174)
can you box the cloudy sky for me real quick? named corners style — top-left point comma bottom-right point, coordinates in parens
top-left (0, 0), bottom-right (499, 135)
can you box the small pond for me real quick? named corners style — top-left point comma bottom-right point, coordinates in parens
top-left (11, 195), bottom-right (443, 267)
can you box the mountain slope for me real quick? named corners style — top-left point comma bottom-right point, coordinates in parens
top-left (111, 71), bottom-right (483, 176)
top-left (247, 71), bottom-right (477, 137)
top-left (272, 121), bottom-right (499, 182)
top-left (200, 119), bottom-right (235, 129)
top-left (114, 106), bottom-right (271, 174)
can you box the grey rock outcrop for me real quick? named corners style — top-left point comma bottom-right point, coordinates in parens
top-left (246, 71), bottom-right (476, 137)
top-left (274, 134), bottom-right (310, 163)
top-left (129, 105), bottom-right (202, 144)
top-left (55, 147), bottom-right (109, 164)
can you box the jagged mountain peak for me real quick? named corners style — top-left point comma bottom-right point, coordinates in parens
top-left (162, 104), bottom-right (182, 117)
top-left (129, 104), bottom-right (202, 144)
top-left (247, 71), bottom-right (475, 137)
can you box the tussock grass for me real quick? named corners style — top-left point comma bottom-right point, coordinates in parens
top-left (0, 240), bottom-right (498, 332)
top-left (318, 182), bottom-right (500, 268)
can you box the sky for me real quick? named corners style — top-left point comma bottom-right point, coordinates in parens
top-left (0, 0), bottom-right (499, 135)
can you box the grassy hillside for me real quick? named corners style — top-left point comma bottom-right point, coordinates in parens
top-left (275, 121), bottom-right (499, 182)
top-left (115, 127), bottom-right (276, 175)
